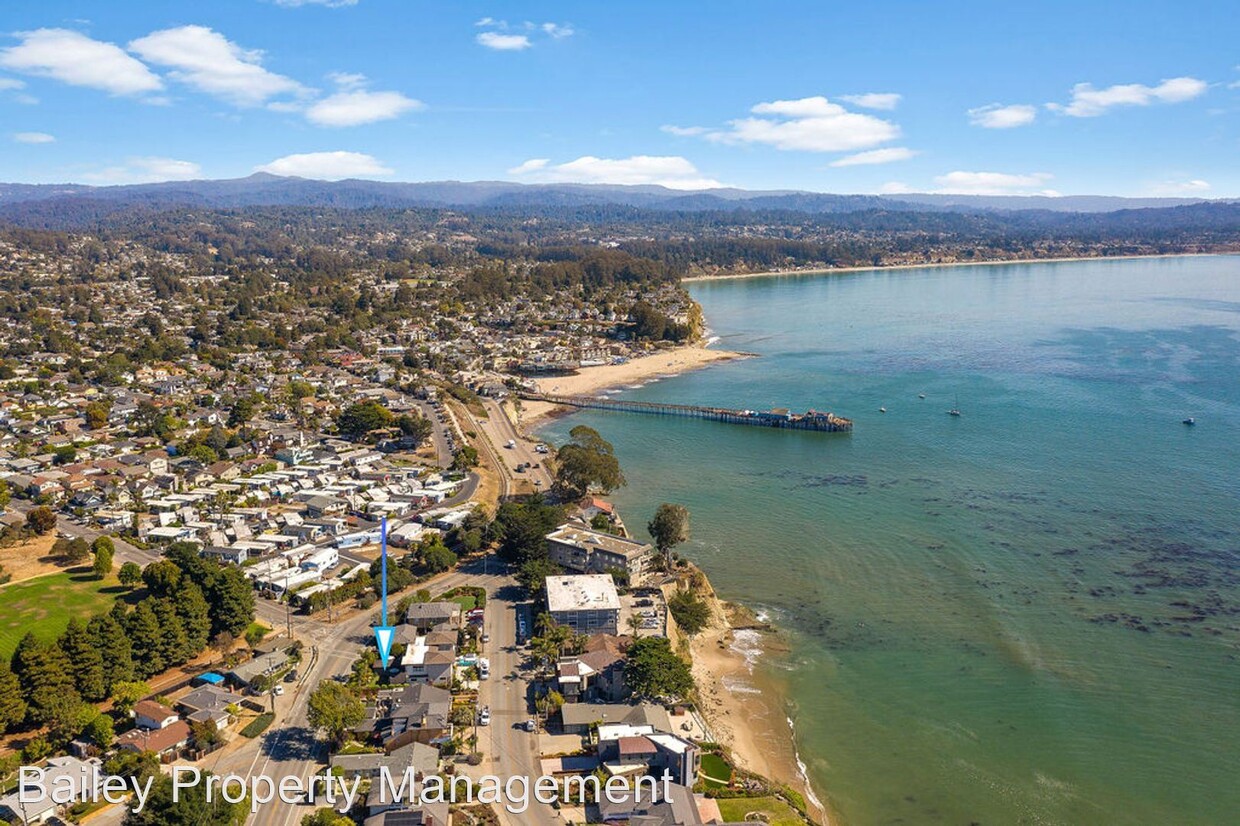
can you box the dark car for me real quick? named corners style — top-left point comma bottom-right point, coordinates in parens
top-left (284, 669), bottom-right (298, 683)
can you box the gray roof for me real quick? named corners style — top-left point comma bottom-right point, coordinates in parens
top-left (560, 701), bottom-right (671, 730)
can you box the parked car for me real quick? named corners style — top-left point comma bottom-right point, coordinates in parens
top-left (523, 719), bottom-right (537, 732)
top-left (284, 669), bottom-right (298, 683)
top-left (478, 707), bottom-right (491, 726)
top-left (272, 684), bottom-right (284, 696)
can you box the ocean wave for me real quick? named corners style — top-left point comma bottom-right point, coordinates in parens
top-left (720, 674), bottom-right (763, 695)
top-left (787, 715), bottom-right (826, 812)
top-left (730, 628), bottom-right (765, 669)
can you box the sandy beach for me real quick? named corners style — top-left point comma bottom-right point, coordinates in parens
top-left (515, 345), bottom-right (748, 428)
top-left (680, 251), bottom-right (1225, 284)
top-left (690, 598), bottom-right (830, 825)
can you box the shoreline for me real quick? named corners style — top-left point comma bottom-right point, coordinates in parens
top-left (515, 344), bottom-right (751, 430)
top-left (687, 591), bottom-right (831, 825)
top-left (681, 251), bottom-right (1230, 283)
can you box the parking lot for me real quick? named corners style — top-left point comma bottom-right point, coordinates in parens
top-left (619, 587), bottom-right (667, 637)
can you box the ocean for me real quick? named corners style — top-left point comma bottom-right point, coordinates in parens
top-left (537, 255), bottom-right (1240, 825)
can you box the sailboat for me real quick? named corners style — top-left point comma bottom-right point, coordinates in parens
top-left (948, 394), bottom-right (962, 417)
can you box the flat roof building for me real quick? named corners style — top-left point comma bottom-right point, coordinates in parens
top-left (545, 574), bottom-right (620, 636)
top-left (545, 524), bottom-right (655, 580)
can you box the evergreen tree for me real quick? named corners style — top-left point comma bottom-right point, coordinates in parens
top-left (11, 633), bottom-right (81, 725)
top-left (175, 580), bottom-right (212, 655)
top-left (87, 613), bottom-right (135, 692)
top-left (207, 567), bottom-right (255, 636)
top-left (126, 602), bottom-right (166, 679)
top-left (153, 598), bottom-right (190, 666)
top-left (58, 618), bottom-right (107, 701)
top-left (0, 663), bottom-right (27, 734)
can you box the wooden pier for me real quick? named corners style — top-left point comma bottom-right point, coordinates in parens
top-left (520, 392), bottom-right (853, 433)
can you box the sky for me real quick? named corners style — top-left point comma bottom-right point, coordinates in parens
top-left (1, 0), bottom-right (1238, 197)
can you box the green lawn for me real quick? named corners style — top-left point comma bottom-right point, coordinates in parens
top-left (0, 568), bottom-right (124, 659)
top-left (448, 594), bottom-right (478, 611)
top-left (716, 796), bottom-right (804, 826)
top-left (700, 753), bottom-right (734, 787)
top-left (240, 713), bottom-right (274, 738)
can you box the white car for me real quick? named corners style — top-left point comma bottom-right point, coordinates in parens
top-left (271, 684), bottom-right (284, 696)
top-left (478, 707), bottom-right (491, 726)
top-left (524, 719), bottom-right (537, 732)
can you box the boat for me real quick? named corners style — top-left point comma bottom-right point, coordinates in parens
top-left (948, 394), bottom-right (962, 417)
top-left (1183, 417), bottom-right (1195, 426)
top-left (918, 393), bottom-right (926, 399)
top-left (879, 406), bottom-right (887, 413)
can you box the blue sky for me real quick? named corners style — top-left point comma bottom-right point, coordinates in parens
top-left (1, 0), bottom-right (1238, 196)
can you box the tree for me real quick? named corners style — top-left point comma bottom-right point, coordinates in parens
top-left (395, 413), bottom-right (433, 445)
top-left (493, 497), bottom-right (565, 565)
top-left (11, 632), bottom-right (80, 725)
top-left (306, 681), bottom-right (365, 745)
top-left (206, 567), bottom-right (256, 636)
top-left (516, 557), bottom-right (561, 596)
top-left (109, 681), bottom-right (150, 715)
top-left (419, 536), bottom-right (457, 573)
top-left (83, 400), bottom-right (112, 429)
top-left (93, 543), bottom-right (114, 579)
top-left (26, 506), bottom-right (58, 534)
top-left (175, 580), bottom-right (212, 654)
top-left (142, 560), bottom-right (182, 596)
top-left (451, 445), bottom-right (479, 471)
top-left (554, 425), bottom-right (626, 499)
top-left (82, 712), bottom-right (115, 746)
top-left (302, 809), bottom-right (353, 826)
top-left (118, 561), bottom-right (143, 588)
top-left (62, 536), bottom-right (91, 563)
top-left (89, 613), bottom-right (135, 691)
top-left (59, 618), bottom-right (107, 701)
top-left (336, 400), bottom-right (393, 439)
top-left (648, 503), bottom-right (690, 565)
top-left (227, 398), bottom-right (256, 428)
top-left (668, 589), bottom-right (711, 636)
top-left (126, 602), bottom-right (166, 678)
top-left (153, 598), bottom-right (191, 666)
top-left (624, 637), bottom-right (694, 701)
top-left (125, 773), bottom-right (247, 826)
top-left (0, 663), bottom-right (27, 734)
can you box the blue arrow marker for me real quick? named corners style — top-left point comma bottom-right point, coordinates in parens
top-left (374, 517), bottom-right (395, 669)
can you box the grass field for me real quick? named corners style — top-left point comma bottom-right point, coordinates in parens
top-left (700, 753), bottom-right (734, 788)
top-left (715, 797), bottom-right (804, 826)
top-left (0, 567), bottom-right (124, 659)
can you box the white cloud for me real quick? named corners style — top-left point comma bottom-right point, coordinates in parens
top-left (129, 25), bottom-right (305, 107)
top-left (1148, 179), bottom-right (1211, 195)
top-left (306, 89), bottom-right (422, 126)
top-left (0, 77), bottom-right (26, 90)
top-left (477, 31), bottom-right (532, 51)
top-left (13, 131), bottom-right (55, 144)
top-left (829, 147), bottom-right (917, 167)
top-left (255, 150), bottom-right (393, 179)
top-left (879, 181), bottom-right (914, 194)
top-left (932, 170), bottom-right (1057, 195)
top-left (968, 103), bottom-right (1036, 128)
top-left (705, 96), bottom-right (900, 152)
top-left (475, 19), bottom-right (572, 49)
top-left (661, 125), bottom-right (710, 137)
top-left (327, 71), bottom-right (367, 90)
top-left (840, 92), bottom-right (901, 110)
top-left (0, 28), bottom-right (163, 96)
top-left (85, 156), bottom-right (202, 184)
top-left (508, 155), bottom-right (725, 189)
top-left (1049, 76), bottom-right (1207, 117)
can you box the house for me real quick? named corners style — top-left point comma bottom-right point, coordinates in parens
top-left (546, 574), bottom-right (620, 636)
top-left (133, 700), bottom-right (180, 730)
top-left (226, 650), bottom-right (292, 689)
top-left (329, 741), bottom-right (439, 780)
top-left (115, 720), bottom-right (192, 759)
top-left (559, 702), bottom-right (672, 737)
top-left (375, 684), bottom-right (453, 750)
top-left (595, 783), bottom-right (709, 825)
top-left (546, 524), bottom-right (655, 581)
top-left (397, 634), bottom-right (455, 688)
top-left (0, 757), bottom-right (105, 824)
top-left (403, 602), bottom-right (461, 633)
top-left (175, 685), bottom-right (244, 730)
top-left (557, 634), bottom-right (629, 703)
top-left (597, 726), bottom-right (699, 788)
top-left (202, 545), bottom-right (251, 565)
top-left (363, 802), bottom-right (450, 826)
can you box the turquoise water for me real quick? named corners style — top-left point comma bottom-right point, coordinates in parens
top-left (538, 256), bottom-right (1240, 825)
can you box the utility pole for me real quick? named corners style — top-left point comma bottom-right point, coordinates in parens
top-left (284, 569), bottom-right (292, 641)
